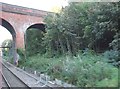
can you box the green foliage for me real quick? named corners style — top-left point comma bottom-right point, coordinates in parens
top-left (103, 50), bottom-right (120, 67)
top-left (17, 48), bottom-right (25, 60)
top-left (2, 39), bottom-right (13, 60)
top-left (23, 2), bottom-right (119, 87)
top-left (26, 2), bottom-right (119, 59)
top-left (20, 52), bottom-right (118, 87)
top-left (95, 67), bottom-right (118, 87)
top-left (21, 54), bottom-right (50, 72)
top-left (2, 39), bottom-right (13, 47)
top-left (26, 28), bottom-right (45, 56)
top-left (44, 2), bottom-right (119, 56)
top-left (84, 2), bottom-right (119, 52)
top-left (109, 32), bottom-right (120, 50)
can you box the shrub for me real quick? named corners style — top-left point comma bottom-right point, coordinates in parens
top-left (16, 48), bottom-right (26, 66)
top-left (19, 51), bottom-right (118, 87)
top-left (96, 67), bottom-right (118, 87)
top-left (17, 48), bottom-right (25, 59)
top-left (2, 39), bottom-right (13, 60)
top-left (61, 53), bottom-right (118, 87)
top-left (103, 50), bottom-right (120, 67)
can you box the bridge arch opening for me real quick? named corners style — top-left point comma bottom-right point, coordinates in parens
top-left (25, 23), bottom-right (46, 57)
top-left (27, 24), bottom-right (46, 33)
top-left (0, 18), bottom-right (16, 63)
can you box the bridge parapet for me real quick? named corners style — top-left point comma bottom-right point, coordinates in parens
top-left (0, 2), bottom-right (49, 17)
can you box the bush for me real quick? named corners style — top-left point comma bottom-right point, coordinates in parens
top-left (61, 53), bottom-right (118, 87)
top-left (19, 51), bottom-right (118, 87)
top-left (96, 68), bottom-right (118, 87)
top-left (16, 48), bottom-right (26, 66)
top-left (2, 39), bottom-right (13, 60)
top-left (103, 50), bottom-right (120, 67)
top-left (17, 48), bottom-right (25, 59)
top-left (26, 28), bottom-right (45, 57)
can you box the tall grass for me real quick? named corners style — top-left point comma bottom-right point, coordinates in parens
top-left (19, 51), bottom-right (118, 87)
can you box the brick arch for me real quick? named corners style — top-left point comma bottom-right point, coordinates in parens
top-left (0, 2), bottom-right (50, 64)
top-left (26, 23), bottom-right (46, 32)
top-left (0, 18), bottom-right (17, 63)
top-left (1, 11), bottom-right (45, 48)
top-left (1, 2), bottom-right (49, 49)
top-left (1, 18), bottom-right (16, 38)
top-left (0, 18), bottom-right (16, 46)
top-left (23, 22), bottom-right (46, 33)
top-left (24, 23), bottom-right (46, 50)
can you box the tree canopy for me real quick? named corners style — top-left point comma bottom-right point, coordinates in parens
top-left (43, 2), bottom-right (119, 56)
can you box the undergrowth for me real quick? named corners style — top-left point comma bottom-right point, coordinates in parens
top-left (19, 51), bottom-right (118, 87)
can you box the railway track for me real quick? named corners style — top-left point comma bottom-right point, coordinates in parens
top-left (1, 71), bottom-right (10, 88)
top-left (2, 63), bottom-right (31, 88)
top-left (1, 61), bottom-right (60, 88)
top-left (2, 61), bottom-right (61, 88)
top-left (1, 60), bottom-right (75, 88)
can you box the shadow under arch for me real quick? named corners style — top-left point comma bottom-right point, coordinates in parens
top-left (24, 23), bottom-right (46, 57)
top-left (0, 18), bottom-right (17, 64)
top-left (27, 23), bottom-right (46, 33)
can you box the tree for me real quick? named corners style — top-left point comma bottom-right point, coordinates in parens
top-left (84, 2), bottom-right (119, 52)
top-left (2, 39), bottom-right (13, 57)
top-left (26, 28), bottom-right (45, 56)
top-left (43, 2), bottom-right (119, 56)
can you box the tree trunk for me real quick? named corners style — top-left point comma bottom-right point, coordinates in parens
top-left (58, 33), bottom-right (65, 54)
top-left (65, 37), bottom-right (72, 56)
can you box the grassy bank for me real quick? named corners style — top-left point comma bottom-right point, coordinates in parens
top-left (19, 52), bottom-right (118, 87)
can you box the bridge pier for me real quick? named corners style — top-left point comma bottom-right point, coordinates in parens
top-left (0, 3), bottom-right (48, 64)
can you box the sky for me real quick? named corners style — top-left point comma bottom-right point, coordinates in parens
top-left (0, 0), bottom-right (68, 11)
top-left (0, 0), bottom-right (68, 45)
top-left (0, 0), bottom-right (119, 45)
top-left (0, 26), bottom-right (12, 46)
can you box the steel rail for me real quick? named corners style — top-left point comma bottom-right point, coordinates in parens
top-left (2, 62), bottom-right (31, 89)
top-left (0, 71), bottom-right (11, 88)
top-left (5, 61), bottom-right (60, 88)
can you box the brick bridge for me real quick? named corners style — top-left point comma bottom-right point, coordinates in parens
top-left (0, 2), bottom-right (49, 62)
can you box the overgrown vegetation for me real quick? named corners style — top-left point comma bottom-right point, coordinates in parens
top-left (26, 28), bottom-right (45, 56)
top-left (19, 51), bottom-right (118, 87)
top-left (2, 39), bottom-right (13, 60)
top-left (18, 2), bottom-right (119, 87)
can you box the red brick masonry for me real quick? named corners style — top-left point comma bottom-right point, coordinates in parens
top-left (0, 2), bottom-right (49, 48)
